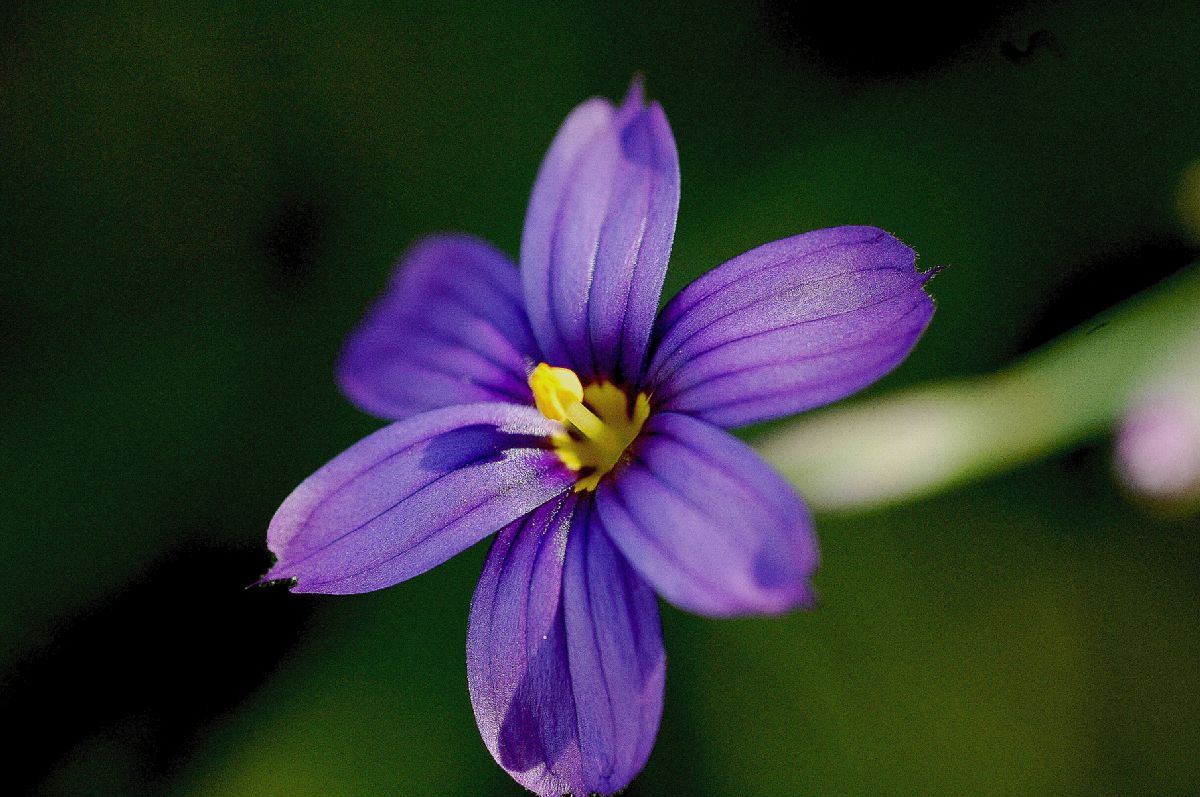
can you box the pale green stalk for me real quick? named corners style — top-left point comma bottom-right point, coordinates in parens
top-left (756, 265), bottom-right (1200, 512)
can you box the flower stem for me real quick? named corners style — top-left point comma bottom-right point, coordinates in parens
top-left (756, 265), bottom-right (1200, 512)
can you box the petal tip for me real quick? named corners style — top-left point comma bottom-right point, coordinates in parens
top-left (253, 562), bottom-right (300, 591)
top-left (622, 73), bottom-right (647, 110)
top-left (785, 580), bottom-right (822, 612)
top-left (732, 577), bottom-right (821, 617)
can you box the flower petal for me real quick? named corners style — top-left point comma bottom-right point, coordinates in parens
top-left (646, 226), bottom-right (935, 428)
top-left (468, 495), bottom-right (665, 797)
top-left (337, 234), bottom-right (538, 421)
top-left (265, 403), bottom-right (574, 594)
top-left (596, 411), bottom-right (818, 616)
top-left (521, 81), bottom-right (680, 384)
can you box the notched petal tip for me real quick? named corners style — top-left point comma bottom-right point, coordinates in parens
top-left (647, 225), bottom-right (936, 428)
top-left (920, 263), bottom-right (946, 284)
top-left (264, 404), bottom-right (574, 596)
top-left (521, 78), bottom-right (680, 386)
top-left (800, 583), bottom-right (822, 607)
top-left (250, 556), bottom-right (304, 591)
top-left (246, 568), bottom-right (295, 591)
top-left (622, 73), bottom-right (647, 111)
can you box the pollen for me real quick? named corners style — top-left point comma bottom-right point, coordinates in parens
top-left (528, 363), bottom-right (650, 491)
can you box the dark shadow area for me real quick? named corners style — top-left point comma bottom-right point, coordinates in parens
top-left (1000, 28), bottom-right (1064, 64)
top-left (0, 293), bottom-right (28, 366)
top-left (760, 0), bottom-right (1039, 78)
top-left (260, 187), bottom-right (332, 292)
top-left (498, 611), bottom-right (576, 774)
top-left (3, 543), bottom-right (314, 795)
top-left (1014, 236), bottom-right (1199, 354)
top-left (420, 425), bottom-right (551, 473)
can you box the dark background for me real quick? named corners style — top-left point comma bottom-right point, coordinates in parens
top-left (3, 2), bottom-right (1199, 795)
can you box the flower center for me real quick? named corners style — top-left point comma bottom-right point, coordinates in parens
top-left (528, 363), bottom-right (650, 491)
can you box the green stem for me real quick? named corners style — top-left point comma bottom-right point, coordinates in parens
top-left (756, 265), bottom-right (1200, 512)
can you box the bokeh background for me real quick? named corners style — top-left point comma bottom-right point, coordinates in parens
top-left (4, 2), bottom-right (1200, 795)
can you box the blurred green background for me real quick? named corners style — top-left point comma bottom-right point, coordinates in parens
top-left (4, 1), bottom-right (1199, 795)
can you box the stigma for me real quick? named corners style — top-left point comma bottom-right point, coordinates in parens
top-left (528, 363), bottom-right (650, 491)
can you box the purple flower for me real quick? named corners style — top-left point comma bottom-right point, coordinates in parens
top-left (265, 80), bottom-right (936, 796)
top-left (1116, 329), bottom-right (1200, 502)
top-left (1118, 397), bottom-right (1200, 500)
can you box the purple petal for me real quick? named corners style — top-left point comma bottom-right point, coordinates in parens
top-left (521, 81), bottom-right (680, 385)
top-left (1118, 396), bottom-right (1200, 499)
top-left (337, 234), bottom-right (538, 421)
top-left (468, 495), bottom-right (665, 797)
top-left (646, 226), bottom-right (935, 428)
top-left (265, 403), bottom-right (574, 594)
top-left (595, 412), bottom-right (818, 617)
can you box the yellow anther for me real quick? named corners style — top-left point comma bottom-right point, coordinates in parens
top-left (527, 363), bottom-right (650, 491)
top-left (529, 363), bottom-right (584, 422)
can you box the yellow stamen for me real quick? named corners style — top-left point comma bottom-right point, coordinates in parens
top-left (528, 363), bottom-right (650, 491)
top-left (528, 363), bottom-right (583, 422)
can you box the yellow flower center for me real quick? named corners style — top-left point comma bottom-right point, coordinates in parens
top-left (528, 363), bottom-right (650, 491)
